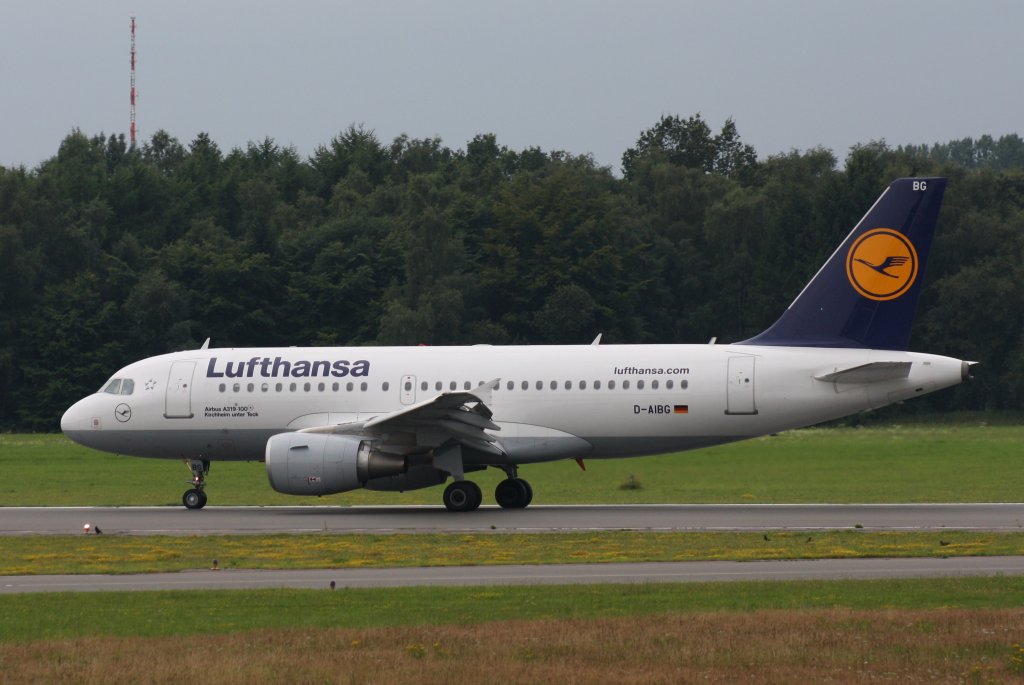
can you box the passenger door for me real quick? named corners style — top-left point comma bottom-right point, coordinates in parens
top-left (165, 361), bottom-right (196, 419)
top-left (725, 357), bottom-right (757, 415)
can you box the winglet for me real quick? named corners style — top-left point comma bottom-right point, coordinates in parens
top-left (470, 378), bottom-right (500, 405)
top-left (591, 333), bottom-right (602, 346)
top-left (199, 338), bottom-right (211, 350)
top-left (740, 178), bottom-right (946, 350)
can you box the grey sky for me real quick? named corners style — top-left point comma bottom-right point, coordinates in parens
top-left (1, 1), bottom-right (1021, 172)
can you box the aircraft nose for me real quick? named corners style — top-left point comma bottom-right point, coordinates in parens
top-left (61, 398), bottom-right (89, 436)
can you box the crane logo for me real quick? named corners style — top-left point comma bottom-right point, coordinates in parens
top-left (846, 228), bottom-right (919, 301)
top-left (114, 403), bottom-right (132, 423)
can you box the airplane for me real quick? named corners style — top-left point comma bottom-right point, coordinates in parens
top-left (61, 177), bottom-right (971, 511)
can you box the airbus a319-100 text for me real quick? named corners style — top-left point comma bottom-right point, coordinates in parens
top-left (62, 178), bottom-right (971, 510)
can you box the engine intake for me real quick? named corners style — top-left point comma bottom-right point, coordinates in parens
top-left (265, 433), bottom-right (407, 496)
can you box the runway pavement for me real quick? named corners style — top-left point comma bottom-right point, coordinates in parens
top-left (4, 556), bottom-right (1024, 593)
top-left (4, 504), bottom-right (1023, 593)
top-left (2, 503), bottom-right (1024, 536)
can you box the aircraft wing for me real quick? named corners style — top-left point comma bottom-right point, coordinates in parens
top-left (299, 379), bottom-right (504, 456)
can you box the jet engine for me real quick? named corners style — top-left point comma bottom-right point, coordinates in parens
top-left (265, 432), bottom-right (408, 496)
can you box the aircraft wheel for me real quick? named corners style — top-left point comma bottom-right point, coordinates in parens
top-left (183, 488), bottom-right (207, 510)
top-left (515, 478), bottom-right (533, 507)
top-left (443, 481), bottom-right (482, 512)
top-left (495, 478), bottom-right (530, 509)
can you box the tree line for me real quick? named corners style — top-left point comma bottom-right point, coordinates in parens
top-left (1, 116), bottom-right (1022, 430)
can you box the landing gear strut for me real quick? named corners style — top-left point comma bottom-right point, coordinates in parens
top-left (183, 459), bottom-right (210, 510)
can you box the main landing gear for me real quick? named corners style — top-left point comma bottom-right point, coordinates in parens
top-left (441, 469), bottom-right (534, 512)
top-left (494, 477), bottom-right (533, 509)
top-left (442, 480), bottom-right (482, 512)
top-left (183, 459), bottom-right (210, 510)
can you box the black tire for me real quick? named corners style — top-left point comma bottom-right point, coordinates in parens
top-left (495, 478), bottom-right (529, 509)
top-left (443, 481), bottom-right (482, 512)
top-left (183, 489), bottom-right (206, 510)
top-left (515, 478), bottom-right (534, 507)
top-left (467, 481), bottom-right (483, 510)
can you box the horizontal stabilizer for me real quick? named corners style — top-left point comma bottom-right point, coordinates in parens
top-left (814, 361), bottom-right (912, 384)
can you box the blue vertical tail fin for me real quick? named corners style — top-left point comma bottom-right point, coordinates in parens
top-left (739, 177), bottom-right (946, 350)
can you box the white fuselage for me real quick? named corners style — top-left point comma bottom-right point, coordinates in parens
top-left (60, 343), bottom-right (966, 466)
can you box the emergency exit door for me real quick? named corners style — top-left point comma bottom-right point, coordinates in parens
top-left (400, 375), bottom-right (416, 405)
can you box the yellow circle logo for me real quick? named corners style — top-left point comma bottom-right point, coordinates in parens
top-left (845, 228), bottom-right (919, 301)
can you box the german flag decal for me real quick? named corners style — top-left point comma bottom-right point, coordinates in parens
top-left (673, 405), bottom-right (689, 414)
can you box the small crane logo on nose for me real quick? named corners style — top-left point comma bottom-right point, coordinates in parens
top-left (114, 404), bottom-right (132, 423)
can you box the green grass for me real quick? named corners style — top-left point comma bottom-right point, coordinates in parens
top-left (3, 423), bottom-right (1024, 505)
top-left (3, 530), bottom-right (1023, 575)
top-left (2, 576), bottom-right (1023, 643)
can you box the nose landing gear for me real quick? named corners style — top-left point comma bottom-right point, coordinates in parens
top-left (183, 459), bottom-right (210, 510)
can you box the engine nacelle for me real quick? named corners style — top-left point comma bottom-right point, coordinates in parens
top-left (265, 432), bottom-right (408, 496)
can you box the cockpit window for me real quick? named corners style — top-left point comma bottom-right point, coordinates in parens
top-left (101, 378), bottom-right (135, 395)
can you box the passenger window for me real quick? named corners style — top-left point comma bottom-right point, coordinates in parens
top-left (681, 379), bottom-right (689, 389)
top-left (289, 383), bottom-right (296, 392)
top-left (580, 380), bottom-right (587, 390)
top-left (564, 380), bottom-right (571, 390)
top-left (666, 379), bottom-right (674, 389)
top-left (521, 380), bottom-right (528, 390)
top-left (623, 380), bottom-right (631, 390)
top-left (550, 380), bottom-right (557, 390)
top-left (233, 383), bottom-right (241, 393)
top-left (303, 383), bottom-right (311, 392)
top-left (609, 380), bottom-right (616, 390)
top-left (219, 383), bottom-right (226, 393)
top-left (594, 380), bottom-right (601, 390)
top-left (121, 379), bottom-right (135, 395)
top-left (652, 380), bottom-right (659, 390)
top-left (347, 382), bottom-right (354, 392)
top-left (507, 380), bottom-right (514, 390)
top-left (360, 382), bottom-right (367, 391)
top-left (317, 382), bottom-right (325, 392)
top-left (637, 380), bottom-right (645, 390)
top-left (276, 383), bottom-right (283, 392)
top-left (103, 379), bottom-right (122, 394)
top-left (450, 381), bottom-right (457, 391)
top-left (261, 383), bottom-right (269, 392)
top-left (332, 382), bottom-right (339, 392)
top-left (464, 381), bottom-right (471, 390)
top-left (536, 380), bottom-right (543, 390)
top-left (421, 381), bottom-right (428, 391)
top-left (383, 382), bottom-right (390, 391)
top-left (247, 383), bottom-right (254, 392)
top-left (436, 381), bottom-right (442, 391)
top-left (405, 381), bottom-right (412, 391)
